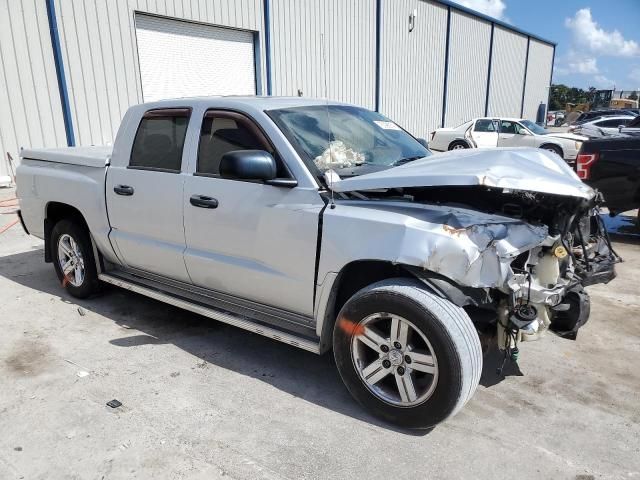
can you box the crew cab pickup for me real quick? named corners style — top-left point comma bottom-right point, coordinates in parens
top-left (576, 136), bottom-right (640, 223)
top-left (17, 97), bottom-right (618, 429)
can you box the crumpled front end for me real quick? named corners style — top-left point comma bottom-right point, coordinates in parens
top-left (323, 147), bottom-right (620, 368)
top-left (327, 185), bottom-right (619, 362)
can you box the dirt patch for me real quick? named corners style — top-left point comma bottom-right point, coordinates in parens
top-left (4, 339), bottom-right (52, 376)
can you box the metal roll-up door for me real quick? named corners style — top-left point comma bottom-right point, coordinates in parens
top-left (135, 14), bottom-right (256, 102)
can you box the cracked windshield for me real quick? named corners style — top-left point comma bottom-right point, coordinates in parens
top-left (269, 105), bottom-right (431, 178)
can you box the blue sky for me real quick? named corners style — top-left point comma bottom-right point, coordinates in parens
top-left (455, 0), bottom-right (640, 90)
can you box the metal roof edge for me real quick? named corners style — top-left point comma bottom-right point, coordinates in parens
top-left (432, 0), bottom-right (557, 46)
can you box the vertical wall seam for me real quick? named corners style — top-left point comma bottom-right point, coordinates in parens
top-left (484, 22), bottom-right (494, 116)
top-left (263, 0), bottom-right (272, 95)
top-left (57, 1), bottom-right (80, 144)
top-left (114, 1), bottom-right (132, 105)
top-left (546, 44), bottom-right (556, 121)
top-left (0, 16), bottom-right (20, 151)
top-left (33, 0), bottom-right (62, 146)
top-left (70, 0), bottom-right (93, 143)
top-left (45, 0), bottom-right (75, 146)
top-left (19, 3), bottom-right (45, 146)
top-left (91, 3), bottom-right (113, 143)
top-left (441, 5), bottom-right (451, 127)
top-left (520, 36), bottom-right (530, 118)
top-left (374, 0), bottom-right (381, 111)
top-left (128, 4), bottom-right (143, 102)
top-left (104, 2), bottom-right (124, 123)
top-left (7, 3), bottom-right (33, 147)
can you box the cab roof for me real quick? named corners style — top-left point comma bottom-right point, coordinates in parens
top-left (132, 95), bottom-right (348, 112)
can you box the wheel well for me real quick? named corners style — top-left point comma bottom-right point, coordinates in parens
top-left (448, 139), bottom-right (468, 149)
top-left (44, 202), bottom-right (89, 262)
top-left (540, 143), bottom-right (563, 156)
top-left (319, 260), bottom-right (413, 352)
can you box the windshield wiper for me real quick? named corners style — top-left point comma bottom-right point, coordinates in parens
top-left (393, 156), bottom-right (424, 166)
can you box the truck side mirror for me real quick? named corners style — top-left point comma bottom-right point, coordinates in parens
top-left (220, 150), bottom-right (277, 182)
top-left (416, 138), bottom-right (429, 148)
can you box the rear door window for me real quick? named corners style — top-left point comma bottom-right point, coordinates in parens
top-left (474, 119), bottom-right (497, 132)
top-left (130, 108), bottom-right (191, 172)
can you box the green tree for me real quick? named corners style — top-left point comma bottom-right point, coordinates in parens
top-left (549, 84), bottom-right (589, 110)
top-left (629, 91), bottom-right (638, 101)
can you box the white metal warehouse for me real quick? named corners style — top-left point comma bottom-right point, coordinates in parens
top-left (0, 0), bottom-right (554, 183)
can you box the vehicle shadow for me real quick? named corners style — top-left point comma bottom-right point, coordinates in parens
top-left (1, 248), bottom-right (513, 433)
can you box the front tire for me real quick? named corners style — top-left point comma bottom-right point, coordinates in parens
top-left (50, 219), bottom-right (100, 298)
top-left (333, 278), bottom-right (482, 429)
top-left (541, 144), bottom-right (563, 158)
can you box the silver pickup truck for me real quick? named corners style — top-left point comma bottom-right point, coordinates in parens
top-left (16, 97), bottom-right (617, 429)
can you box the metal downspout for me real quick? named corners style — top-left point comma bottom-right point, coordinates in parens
top-left (45, 0), bottom-right (75, 146)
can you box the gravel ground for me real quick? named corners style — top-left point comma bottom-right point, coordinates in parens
top-left (1, 186), bottom-right (639, 480)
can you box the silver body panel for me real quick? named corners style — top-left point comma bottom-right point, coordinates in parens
top-left (17, 97), bottom-right (596, 352)
top-left (331, 147), bottom-right (594, 199)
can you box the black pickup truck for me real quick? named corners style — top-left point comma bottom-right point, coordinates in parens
top-left (576, 136), bottom-right (640, 222)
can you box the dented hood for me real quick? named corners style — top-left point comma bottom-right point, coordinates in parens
top-left (330, 148), bottom-right (594, 199)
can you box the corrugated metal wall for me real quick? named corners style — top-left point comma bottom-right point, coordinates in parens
top-left (444, 10), bottom-right (491, 128)
top-left (0, 0), bottom-right (67, 179)
top-left (486, 26), bottom-right (528, 117)
top-left (379, 0), bottom-right (447, 137)
top-left (0, 0), bottom-right (556, 179)
top-left (522, 39), bottom-right (553, 120)
top-left (54, 0), bottom-right (265, 148)
top-left (270, 0), bottom-right (376, 109)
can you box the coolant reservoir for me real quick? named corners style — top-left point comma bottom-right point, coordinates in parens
top-left (535, 253), bottom-right (560, 287)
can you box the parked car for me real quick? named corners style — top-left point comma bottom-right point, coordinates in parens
top-left (619, 115), bottom-right (640, 137)
top-left (547, 110), bottom-right (565, 126)
top-left (570, 115), bottom-right (636, 138)
top-left (429, 117), bottom-right (587, 163)
top-left (569, 109), bottom-right (637, 126)
top-left (576, 135), bottom-right (640, 222)
top-left (16, 97), bottom-right (618, 429)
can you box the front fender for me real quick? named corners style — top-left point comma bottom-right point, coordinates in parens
top-left (318, 200), bottom-right (548, 290)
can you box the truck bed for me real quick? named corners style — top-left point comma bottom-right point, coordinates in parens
top-left (20, 146), bottom-right (112, 168)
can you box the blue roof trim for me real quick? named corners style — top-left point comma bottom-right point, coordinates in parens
top-left (484, 23), bottom-right (494, 116)
top-left (441, 6), bottom-right (451, 128)
top-left (520, 37), bottom-right (531, 118)
top-left (433, 0), bottom-right (556, 47)
top-left (45, 0), bottom-right (75, 146)
top-left (263, 0), bottom-right (272, 95)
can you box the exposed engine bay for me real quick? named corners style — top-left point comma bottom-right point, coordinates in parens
top-left (339, 184), bottom-right (621, 369)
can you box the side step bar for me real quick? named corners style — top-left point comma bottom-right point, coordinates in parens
top-left (98, 273), bottom-right (321, 354)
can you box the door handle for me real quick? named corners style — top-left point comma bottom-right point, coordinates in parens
top-left (114, 185), bottom-right (134, 196)
top-left (190, 194), bottom-right (218, 209)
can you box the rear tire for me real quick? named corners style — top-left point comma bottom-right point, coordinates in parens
top-left (333, 278), bottom-right (482, 429)
top-left (50, 219), bottom-right (100, 298)
top-left (448, 140), bottom-right (468, 151)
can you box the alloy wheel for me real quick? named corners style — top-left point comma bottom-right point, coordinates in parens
top-left (57, 233), bottom-right (85, 287)
top-left (350, 313), bottom-right (439, 407)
